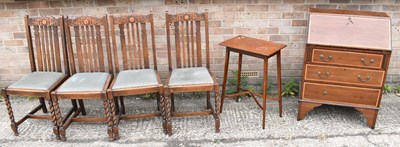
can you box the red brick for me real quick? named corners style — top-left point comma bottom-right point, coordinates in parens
top-left (5, 3), bottom-right (27, 9)
top-left (208, 21), bottom-right (222, 27)
top-left (13, 32), bottom-right (26, 39)
top-left (61, 8), bottom-right (83, 15)
top-left (292, 20), bottom-right (308, 26)
top-left (282, 12), bottom-right (305, 19)
top-left (329, 0), bottom-right (350, 3)
top-left (107, 7), bottom-right (129, 14)
top-left (315, 4), bottom-right (338, 9)
top-left (236, 0), bottom-right (258, 4)
top-left (190, 0), bottom-right (212, 4)
top-left (0, 4), bottom-right (5, 10)
top-left (0, 25), bottom-right (18, 32)
top-left (284, 0), bottom-right (305, 3)
top-left (306, 0), bottom-right (329, 3)
top-left (293, 4), bottom-right (315, 11)
top-left (352, 0), bottom-right (373, 4)
top-left (269, 4), bottom-right (293, 11)
top-left (39, 9), bottom-right (60, 16)
top-left (50, 1), bottom-right (72, 7)
top-left (246, 5), bottom-right (269, 11)
top-left (27, 1), bottom-right (49, 9)
top-left (337, 5), bottom-right (360, 10)
top-left (210, 28), bottom-right (234, 34)
top-left (236, 12), bottom-right (258, 19)
top-left (213, 0), bottom-right (233, 4)
top-left (223, 5), bottom-right (245, 12)
top-left (0, 10), bottom-right (17, 17)
top-left (259, 12), bottom-right (282, 19)
top-left (258, 0), bottom-right (283, 3)
top-left (165, 0), bottom-right (175, 5)
top-left (96, 0), bottom-right (116, 6)
top-left (258, 27), bottom-right (279, 34)
top-left (373, 0), bottom-right (395, 4)
top-left (269, 35), bottom-right (290, 41)
top-left (235, 28), bottom-right (258, 34)
top-left (72, 0), bottom-right (95, 7)
top-left (3, 40), bottom-right (24, 46)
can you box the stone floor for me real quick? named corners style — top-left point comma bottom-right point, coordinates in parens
top-left (1, 94), bottom-right (400, 146)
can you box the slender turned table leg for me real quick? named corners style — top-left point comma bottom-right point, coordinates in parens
top-left (262, 57), bottom-right (268, 129)
top-left (236, 53), bottom-right (243, 101)
top-left (220, 49), bottom-right (230, 113)
top-left (277, 51), bottom-right (282, 117)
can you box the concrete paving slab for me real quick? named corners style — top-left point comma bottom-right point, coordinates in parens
top-left (0, 94), bottom-right (399, 146)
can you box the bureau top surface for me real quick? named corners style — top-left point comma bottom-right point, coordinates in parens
top-left (307, 8), bottom-right (391, 51)
top-left (219, 35), bottom-right (287, 57)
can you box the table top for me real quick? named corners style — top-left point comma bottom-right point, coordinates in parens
top-left (219, 35), bottom-right (287, 57)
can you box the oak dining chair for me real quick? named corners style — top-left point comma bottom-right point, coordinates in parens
top-left (50, 16), bottom-right (116, 141)
top-left (163, 10), bottom-right (221, 135)
top-left (2, 15), bottom-right (70, 138)
top-left (107, 13), bottom-right (167, 139)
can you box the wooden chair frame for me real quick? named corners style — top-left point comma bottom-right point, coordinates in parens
top-left (107, 13), bottom-right (167, 138)
top-left (2, 15), bottom-right (70, 137)
top-left (50, 16), bottom-right (116, 141)
top-left (164, 11), bottom-right (221, 135)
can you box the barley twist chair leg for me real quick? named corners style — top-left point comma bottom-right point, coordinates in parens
top-left (165, 93), bottom-right (173, 136)
top-left (48, 99), bottom-right (60, 139)
top-left (214, 90), bottom-right (221, 133)
top-left (103, 97), bottom-right (114, 141)
top-left (109, 96), bottom-right (119, 140)
top-left (52, 96), bottom-right (66, 141)
top-left (3, 92), bottom-right (18, 136)
top-left (159, 93), bottom-right (167, 134)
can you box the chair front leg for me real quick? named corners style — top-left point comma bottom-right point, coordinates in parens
top-left (103, 96), bottom-right (115, 141)
top-left (164, 88), bottom-right (173, 136)
top-left (214, 86), bottom-right (221, 133)
top-left (2, 90), bottom-right (18, 136)
top-left (47, 99), bottom-right (60, 139)
top-left (51, 94), bottom-right (65, 141)
top-left (159, 92), bottom-right (167, 134)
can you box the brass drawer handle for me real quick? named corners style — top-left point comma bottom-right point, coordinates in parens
top-left (323, 91), bottom-right (328, 95)
top-left (358, 74), bottom-right (371, 82)
top-left (320, 54), bottom-right (333, 62)
top-left (317, 71), bottom-right (330, 79)
top-left (361, 58), bottom-right (375, 66)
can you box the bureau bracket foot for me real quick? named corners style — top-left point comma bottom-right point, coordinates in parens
top-left (355, 108), bottom-right (378, 129)
top-left (297, 101), bottom-right (322, 121)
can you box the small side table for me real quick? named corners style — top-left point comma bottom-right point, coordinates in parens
top-left (219, 35), bottom-right (287, 129)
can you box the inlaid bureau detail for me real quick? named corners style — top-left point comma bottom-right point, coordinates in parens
top-left (297, 8), bottom-right (392, 129)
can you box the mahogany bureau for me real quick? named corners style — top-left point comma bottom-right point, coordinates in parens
top-left (297, 8), bottom-right (392, 129)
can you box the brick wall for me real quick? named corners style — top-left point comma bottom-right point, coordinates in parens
top-left (1, 0), bottom-right (400, 87)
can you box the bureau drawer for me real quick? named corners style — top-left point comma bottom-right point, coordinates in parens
top-left (305, 64), bottom-right (385, 87)
top-left (312, 49), bottom-right (383, 69)
top-left (302, 82), bottom-right (380, 106)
